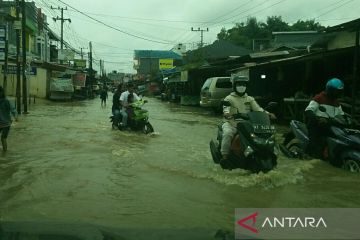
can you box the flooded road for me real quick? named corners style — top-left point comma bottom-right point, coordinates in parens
top-left (0, 96), bottom-right (360, 235)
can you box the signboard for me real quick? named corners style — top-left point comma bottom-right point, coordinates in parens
top-left (181, 70), bottom-right (188, 82)
top-left (50, 78), bottom-right (74, 92)
top-left (73, 73), bottom-right (86, 87)
top-left (58, 49), bottom-right (75, 61)
top-left (159, 59), bottom-right (173, 69)
top-left (0, 27), bottom-right (5, 62)
top-left (0, 50), bottom-right (4, 61)
top-left (0, 29), bottom-right (5, 37)
top-left (13, 21), bottom-right (21, 30)
top-left (74, 59), bottom-right (86, 68)
top-left (1, 65), bottom-right (37, 75)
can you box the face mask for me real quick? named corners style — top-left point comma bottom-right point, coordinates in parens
top-left (236, 86), bottom-right (246, 93)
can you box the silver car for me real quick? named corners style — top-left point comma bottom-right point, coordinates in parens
top-left (200, 77), bottom-right (233, 112)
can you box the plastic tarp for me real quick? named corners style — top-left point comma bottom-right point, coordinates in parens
top-left (50, 78), bottom-right (74, 92)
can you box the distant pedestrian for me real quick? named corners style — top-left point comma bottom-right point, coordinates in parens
top-left (100, 87), bottom-right (108, 108)
top-left (0, 86), bottom-right (18, 152)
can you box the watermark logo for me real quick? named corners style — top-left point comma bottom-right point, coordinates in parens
top-left (237, 212), bottom-right (259, 234)
top-left (235, 208), bottom-right (360, 240)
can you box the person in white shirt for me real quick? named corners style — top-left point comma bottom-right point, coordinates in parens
top-left (221, 76), bottom-right (276, 161)
top-left (119, 83), bottom-right (140, 128)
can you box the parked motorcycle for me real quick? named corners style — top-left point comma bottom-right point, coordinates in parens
top-left (280, 106), bottom-right (360, 173)
top-left (210, 102), bottom-right (278, 173)
top-left (110, 99), bottom-right (154, 134)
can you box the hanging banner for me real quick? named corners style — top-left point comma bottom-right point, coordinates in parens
top-left (58, 49), bottom-right (75, 61)
top-left (73, 73), bottom-right (87, 87)
top-left (74, 59), bottom-right (86, 68)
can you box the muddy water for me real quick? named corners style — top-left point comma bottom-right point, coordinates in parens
top-left (0, 96), bottom-right (359, 234)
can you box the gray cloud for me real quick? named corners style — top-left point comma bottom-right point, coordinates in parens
top-left (41, 0), bottom-right (360, 73)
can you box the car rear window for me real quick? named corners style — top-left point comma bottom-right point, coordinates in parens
top-left (201, 78), bottom-right (213, 91)
top-left (215, 78), bottom-right (232, 88)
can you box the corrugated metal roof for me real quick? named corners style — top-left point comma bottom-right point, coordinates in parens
top-left (134, 50), bottom-right (182, 59)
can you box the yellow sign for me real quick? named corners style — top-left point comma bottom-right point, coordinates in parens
top-left (159, 59), bottom-right (173, 69)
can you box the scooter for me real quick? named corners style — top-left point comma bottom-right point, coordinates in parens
top-left (210, 102), bottom-right (278, 173)
top-left (280, 106), bottom-right (360, 173)
top-left (110, 99), bottom-right (154, 134)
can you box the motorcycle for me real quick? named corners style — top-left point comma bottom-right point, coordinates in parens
top-left (280, 106), bottom-right (360, 173)
top-left (110, 99), bottom-right (154, 134)
top-left (210, 102), bottom-right (278, 173)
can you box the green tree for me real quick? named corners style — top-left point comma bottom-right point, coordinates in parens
top-left (291, 19), bottom-right (325, 31)
top-left (216, 16), bottom-right (324, 49)
top-left (264, 16), bottom-right (290, 34)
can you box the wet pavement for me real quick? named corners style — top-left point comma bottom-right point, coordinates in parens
top-left (0, 95), bottom-right (360, 234)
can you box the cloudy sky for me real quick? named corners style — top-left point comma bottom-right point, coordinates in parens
top-left (34, 0), bottom-right (360, 74)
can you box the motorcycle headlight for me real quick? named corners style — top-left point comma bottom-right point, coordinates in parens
top-left (250, 133), bottom-right (266, 145)
top-left (244, 146), bottom-right (254, 157)
top-left (266, 134), bottom-right (276, 146)
top-left (251, 133), bottom-right (275, 147)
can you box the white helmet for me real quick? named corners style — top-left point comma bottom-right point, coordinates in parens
top-left (231, 75), bottom-right (249, 95)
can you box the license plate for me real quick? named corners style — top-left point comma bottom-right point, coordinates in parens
top-left (253, 124), bottom-right (276, 133)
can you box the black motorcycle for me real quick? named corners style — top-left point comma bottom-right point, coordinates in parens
top-left (280, 106), bottom-right (360, 173)
top-left (210, 102), bottom-right (278, 173)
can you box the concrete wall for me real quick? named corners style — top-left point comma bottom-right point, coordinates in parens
top-left (28, 67), bottom-right (48, 98)
top-left (328, 31), bottom-right (359, 50)
top-left (0, 66), bottom-right (48, 98)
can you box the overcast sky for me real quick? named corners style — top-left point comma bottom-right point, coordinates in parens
top-left (34, 0), bottom-right (360, 74)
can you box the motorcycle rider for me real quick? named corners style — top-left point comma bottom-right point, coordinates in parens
top-left (119, 83), bottom-right (140, 129)
top-left (220, 76), bottom-right (276, 162)
top-left (304, 78), bottom-right (345, 158)
top-left (112, 84), bottom-right (122, 128)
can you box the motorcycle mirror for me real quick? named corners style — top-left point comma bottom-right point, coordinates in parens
top-left (268, 102), bottom-right (278, 108)
top-left (222, 100), bottom-right (231, 107)
top-left (265, 102), bottom-right (278, 111)
top-left (319, 106), bottom-right (326, 112)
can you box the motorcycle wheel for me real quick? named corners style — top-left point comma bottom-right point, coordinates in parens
top-left (343, 158), bottom-right (360, 173)
top-left (143, 122), bottom-right (154, 134)
top-left (210, 140), bottom-right (221, 164)
top-left (286, 139), bottom-right (303, 158)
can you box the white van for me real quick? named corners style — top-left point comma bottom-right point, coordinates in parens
top-left (200, 77), bottom-right (233, 111)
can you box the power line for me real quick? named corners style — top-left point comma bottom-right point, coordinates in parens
top-left (205, 0), bottom-right (253, 24)
top-left (65, 9), bottom-right (220, 24)
top-left (314, 0), bottom-right (356, 19)
top-left (64, 11), bottom-right (175, 44)
top-left (56, 0), bottom-right (174, 44)
top-left (237, 0), bottom-right (288, 22)
top-left (209, 0), bottom-right (271, 27)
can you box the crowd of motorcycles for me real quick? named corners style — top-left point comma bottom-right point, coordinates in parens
top-left (109, 98), bottom-right (360, 174)
top-left (210, 101), bottom-right (360, 174)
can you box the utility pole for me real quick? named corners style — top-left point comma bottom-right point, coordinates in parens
top-left (51, 6), bottom-right (71, 50)
top-left (191, 27), bottom-right (209, 48)
top-left (3, 23), bottom-right (8, 94)
top-left (351, 29), bottom-right (359, 120)
top-left (21, 0), bottom-right (28, 113)
top-left (80, 47), bottom-right (87, 60)
top-left (15, 0), bottom-right (21, 114)
top-left (89, 41), bottom-right (93, 98)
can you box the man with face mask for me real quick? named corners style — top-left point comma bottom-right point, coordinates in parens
top-left (305, 78), bottom-right (345, 158)
top-left (220, 76), bottom-right (276, 161)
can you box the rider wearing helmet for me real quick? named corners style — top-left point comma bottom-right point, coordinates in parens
top-left (305, 78), bottom-right (345, 158)
top-left (220, 75), bottom-right (276, 161)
